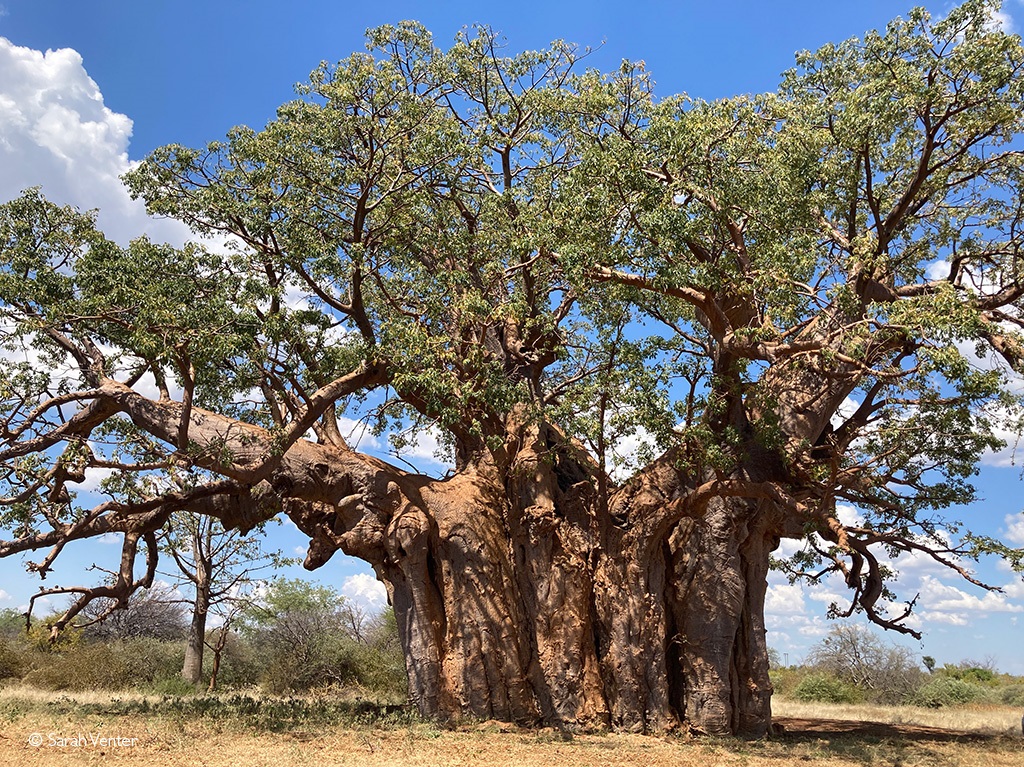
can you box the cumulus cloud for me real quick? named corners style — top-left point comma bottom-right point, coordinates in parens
top-left (393, 425), bottom-right (454, 472)
top-left (764, 583), bottom-right (807, 615)
top-left (986, 8), bottom-right (1016, 33)
top-left (1004, 513), bottom-right (1024, 545)
top-left (337, 416), bottom-right (382, 452)
top-left (341, 572), bottom-right (388, 612)
top-left (0, 589), bottom-right (10, 603)
top-left (918, 575), bottom-right (1023, 619)
top-left (0, 37), bottom-right (190, 245)
top-left (835, 504), bottom-right (862, 528)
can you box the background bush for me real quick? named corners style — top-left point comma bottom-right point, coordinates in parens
top-left (792, 672), bottom-right (862, 704)
top-left (20, 638), bottom-right (184, 691)
top-left (912, 677), bottom-right (984, 708)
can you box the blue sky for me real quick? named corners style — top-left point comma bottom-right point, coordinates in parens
top-left (1, 0), bottom-right (1023, 671)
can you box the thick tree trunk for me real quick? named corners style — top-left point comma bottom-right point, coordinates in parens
top-left (100, 377), bottom-right (781, 733)
top-left (662, 503), bottom-right (775, 734)
top-left (342, 427), bottom-right (779, 736)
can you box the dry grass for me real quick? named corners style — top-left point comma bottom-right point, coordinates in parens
top-left (0, 687), bottom-right (1021, 766)
top-left (773, 697), bottom-right (1024, 736)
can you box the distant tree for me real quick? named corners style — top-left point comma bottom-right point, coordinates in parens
top-left (922, 655), bottom-right (936, 673)
top-left (0, 607), bottom-right (25, 638)
top-left (79, 582), bottom-right (187, 641)
top-left (808, 625), bottom-right (922, 703)
top-left (239, 577), bottom-right (388, 692)
top-left (162, 510), bottom-right (282, 687)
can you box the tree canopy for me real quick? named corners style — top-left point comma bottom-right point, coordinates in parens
top-left (1, 0), bottom-right (1023, 734)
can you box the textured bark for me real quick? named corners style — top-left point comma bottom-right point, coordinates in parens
top-left (285, 421), bottom-right (781, 736)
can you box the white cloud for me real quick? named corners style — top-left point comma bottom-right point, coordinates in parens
top-left (835, 504), bottom-right (862, 528)
top-left (337, 416), bottom-right (381, 452)
top-left (987, 8), bottom-right (1015, 34)
top-left (773, 537), bottom-right (805, 559)
top-left (397, 425), bottom-right (452, 470)
top-left (1002, 578), bottom-right (1024, 599)
top-left (341, 572), bottom-right (388, 612)
top-left (69, 466), bottom-right (117, 495)
top-left (805, 589), bottom-right (848, 606)
top-left (925, 258), bottom-right (951, 281)
top-left (1004, 513), bottom-right (1024, 545)
top-left (0, 37), bottom-right (190, 246)
top-left (918, 575), bottom-right (1022, 616)
top-left (0, 589), bottom-right (9, 603)
top-left (920, 610), bottom-right (970, 626)
top-left (764, 582), bottom-right (807, 615)
top-left (608, 425), bottom-right (657, 481)
top-left (830, 397), bottom-right (860, 428)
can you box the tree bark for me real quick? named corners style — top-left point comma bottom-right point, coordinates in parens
top-left (302, 423), bottom-right (780, 736)
top-left (181, 560), bottom-right (212, 687)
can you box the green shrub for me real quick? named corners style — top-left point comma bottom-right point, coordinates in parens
top-left (0, 636), bottom-right (29, 681)
top-left (913, 677), bottom-right (982, 708)
top-left (148, 676), bottom-right (198, 696)
top-left (998, 684), bottom-right (1024, 707)
top-left (203, 631), bottom-right (260, 690)
top-left (792, 673), bottom-right (861, 704)
top-left (21, 638), bottom-right (184, 691)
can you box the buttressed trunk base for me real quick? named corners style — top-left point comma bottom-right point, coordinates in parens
top-left (315, 428), bottom-right (777, 736)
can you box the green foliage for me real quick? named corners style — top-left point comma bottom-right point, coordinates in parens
top-left (792, 673), bottom-right (862, 704)
top-left (937, 663), bottom-right (998, 685)
top-left (22, 692), bottom-right (418, 731)
top-left (240, 579), bottom-right (405, 694)
top-left (998, 684), bottom-right (1024, 707)
top-left (806, 625), bottom-right (923, 704)
top-left (0, 636), bottom-right (28, 681)
top-left (19, 637), bottom-right (184, 691)
top-left (912, 677), bottom-right (984, 708)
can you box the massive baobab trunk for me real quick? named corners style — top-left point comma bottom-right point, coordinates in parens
top-left (290, 420), bottom-right (780, 735)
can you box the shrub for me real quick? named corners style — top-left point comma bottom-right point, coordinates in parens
top-left (240, 579), bottom-right (407, 696)
top-left (792, 673), bottom-right (861, 704)
top-left (912, 677), bottom-right (982, 708)
top-left (0, 636), bottom-right (28, 681)
top-left (21, 638), bottom-right (183, 691)
top-left (998, 684), bottom-right (1024, 707)
top-left (806, 625), bottom-right (922, 704)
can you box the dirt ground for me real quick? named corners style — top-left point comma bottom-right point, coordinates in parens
top-left (2, 713), bottom-right (1023, 767)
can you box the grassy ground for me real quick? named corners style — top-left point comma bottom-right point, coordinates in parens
top-left (0, 687), bottom-right (1021, 766)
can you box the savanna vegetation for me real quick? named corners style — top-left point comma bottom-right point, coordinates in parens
top-left (0, 579), bottom-right (405, 698)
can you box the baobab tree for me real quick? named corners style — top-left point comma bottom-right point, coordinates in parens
top-left (162, 510), bottom-right (281, 687)
top-left (1, 0), bottom-right (1023, 735)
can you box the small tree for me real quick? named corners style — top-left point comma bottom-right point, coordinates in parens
top-left (239, 577), bottom-right (399, 693)
top-left (808, 625), bottom-right (923, 704)
top-left (162, 511), bottom-right (283, 687)
top-left (80, 583), bottom-right (187, 641)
